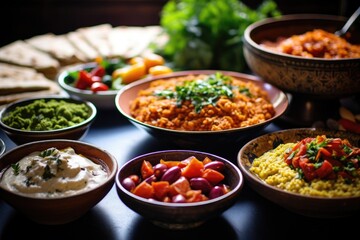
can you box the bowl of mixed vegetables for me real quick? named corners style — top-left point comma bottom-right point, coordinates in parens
top-left (116, 149), bottom-right (243, 230)
top-left (57, 53), bottom-right (172, 109)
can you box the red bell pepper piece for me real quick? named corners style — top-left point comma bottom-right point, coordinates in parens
top-left (315, 160), bottom-right (333, 179)
top-left (338, 118), bottom-right (360, 134)
top-left (90, 66), bottom-right (106, 77)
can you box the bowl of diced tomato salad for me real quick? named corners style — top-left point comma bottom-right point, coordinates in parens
top-left (57, 53), bottom-right (173, 109)
top-left (115, 149), bottom-right (244, 230)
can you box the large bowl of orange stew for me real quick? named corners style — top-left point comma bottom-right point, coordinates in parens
top-left (115, 70), bottom-right (288, 148)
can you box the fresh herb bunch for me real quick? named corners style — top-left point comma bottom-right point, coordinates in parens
top-left (157, 0), bottom-right (281, 72)
top-left (154, 72), bottom-right (234, 113)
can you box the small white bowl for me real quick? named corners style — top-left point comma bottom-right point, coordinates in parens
top-left (57, 63), bottom-right (118, 110)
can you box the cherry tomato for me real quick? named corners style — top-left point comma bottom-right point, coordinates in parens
top-left (91, 82), bottom-right (109, 92)
top-left (90, 66), bottom-right (106, 77)
top-left (91, 75), bottom-right (102, 83)
top-left (75, 70), bottom-right (93, 89)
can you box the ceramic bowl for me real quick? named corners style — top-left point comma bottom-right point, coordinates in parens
top-left (0, 96), bottom-right (97, 145)
top-left (237, 128), bottom-right (360, 218)
top-left (115, 149), bottom-right (243, 230)
top-left (115, 70), bottom-right (288, 147)
top-left (0, 137), bottom-right (5, 156)
top-left (0, 139), bottom-right (118, 225)
top-left (57, 62), bottom-right (119, 110)
top-left (243, 14), bottom-right (360, 98)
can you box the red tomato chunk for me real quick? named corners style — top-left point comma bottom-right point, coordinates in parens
top-left (121, 157), bottom-right (230, 203)
top-left (284, 135), bottom-right (360, 182)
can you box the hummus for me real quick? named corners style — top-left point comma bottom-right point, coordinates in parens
top-left (0, 147), bottom-right (108, 198)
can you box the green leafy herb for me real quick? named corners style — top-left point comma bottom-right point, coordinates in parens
top-left (239, 87), bottom-right (252, 97)
top-left (306, 140), bottom-right (327, 161)
top-left (42, 165), bottom-right (54, 180)
top-left (157, 0), bottom-right (281, 71)
top-left (25, 177), bottom-right (35, 187)
top-left (11, 163), bottom-right (20, 176)
top-left (154, 72), bottom-right (233, 112)
top-left (39, 147), bottom-right (57, 158)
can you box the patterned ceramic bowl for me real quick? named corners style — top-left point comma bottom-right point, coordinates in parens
top-left (243, 14), bottom-right (360, 98)
top-left (238, 128), bottom-right (360, 218)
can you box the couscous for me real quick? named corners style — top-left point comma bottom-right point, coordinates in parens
top-left (250, 135), bottom-right (360, 197)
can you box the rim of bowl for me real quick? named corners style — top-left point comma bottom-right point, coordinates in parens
top-left (0, 138), bottom-right (5, 156)
top-left (0, 139), bottom-right (118, 199)
top-left (237, 127), bottom-right (360, 200)
top-left (244, 14), bottom-right (359, 61)
top-left (116, 149), bottom-right (244, 207)
top-left (115, 70), bottom-right (289, 135)
top-left (57, 62), bottom-right (119, 96)
top-left (0, 96), bottom-right (97, 134)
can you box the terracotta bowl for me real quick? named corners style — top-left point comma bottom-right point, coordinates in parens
top-left (237, 128), bottom-right (360, 218)
top-left (0, 96), bottom-right (97, 145)
top-left (116, 149), bottom-right (243, 230)
top-left (0, 139), bottom-right (118, 225)
top-left (243, 14), bottom-right (360, 98)
top-left (115, 70), bottom-right (288, 147)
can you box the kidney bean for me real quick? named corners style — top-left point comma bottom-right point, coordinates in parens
top-left (161, 166), bottom-right (181, 184)
top-left (144, 175), bottom-right (157, 184)
top-left (172, 194), bottom-right (187, 203)
top-left (204, 161), bottom-right (225, 172)
top-left (209, 185), bottom-right (225, 199)
top-left (128, 174), bottom-right (140, 185)
top-left (190, 177), bottom-right (212, 194)
top-left (122, 177), bottom-right (136, 191)
top-left (153, 163), bottom-right (168, 178)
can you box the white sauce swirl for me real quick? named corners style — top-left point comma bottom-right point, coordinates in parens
top-left (0, 147), bottom-right (108, 198)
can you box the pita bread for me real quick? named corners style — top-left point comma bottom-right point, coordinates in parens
top-left (26, 33), bottom-right (88, 65)
top-left (121, 26), bottom-right (163, 58)
top-left (66, 31), bottom-right (99, 61)
top-left (0, 62), bottom-right (40, 79)
top-left (0, 63), bottom-right (61, 105)
top-left (0, 80), bottom-right (61, 105)
top-left (0, 40), bottom-right (60, 79)
top-left (77, 24), bottom-right (113, 58)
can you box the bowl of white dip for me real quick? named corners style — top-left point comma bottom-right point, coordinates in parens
top-left (0, 139), bottom-right (118, 225)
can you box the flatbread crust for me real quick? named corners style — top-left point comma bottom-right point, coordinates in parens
top-left (0, 40), bottom-right (60, 79)
top-left (26, 33), bottom-right (88, 65)
top-left (109, 26), bottom-right (163, 59)
top-left (76, 23), bottom-right (113, 58)
top-left (0, 63), bottom-right (61, 105)
top-left (66, 31), bottom-right (99, 62)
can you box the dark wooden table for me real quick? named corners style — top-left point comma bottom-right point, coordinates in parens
top-left (0, 106), bottom-right (358, 240)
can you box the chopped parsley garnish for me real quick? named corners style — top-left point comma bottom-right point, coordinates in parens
top-left (39, 147), bottom-right (57, 157)
top-left (11, 163), bottom-right (20, 176)
top-left (154, 72), bottom-right (234, 113)
top-left (42, 165), bottom-right (54, 180)
top-left (306, 140), bottom-right (327, 161)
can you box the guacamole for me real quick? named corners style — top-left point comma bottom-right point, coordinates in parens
top-left (2, 99), bottom-right (91, 131)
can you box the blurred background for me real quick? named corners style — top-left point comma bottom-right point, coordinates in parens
top-left (1, 0), bottom-right (358, 47)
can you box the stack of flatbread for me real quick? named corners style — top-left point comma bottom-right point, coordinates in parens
top-left (0, 63), bottom-right (61, 108)
top-left (0, 23), bottom-right (166, 107)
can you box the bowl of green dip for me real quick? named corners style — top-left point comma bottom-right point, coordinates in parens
top-left (0, 96), bottom-right (97, 145)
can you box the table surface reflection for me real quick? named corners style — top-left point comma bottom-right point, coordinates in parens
top-left (0, 107), bottom-right (358, 240)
